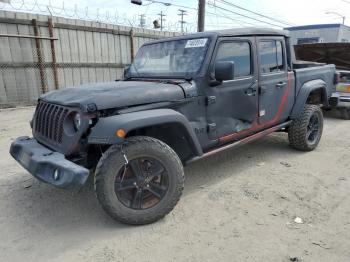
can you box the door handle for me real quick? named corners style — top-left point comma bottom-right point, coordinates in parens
top-left (276, 82), bottom-right (287, 88)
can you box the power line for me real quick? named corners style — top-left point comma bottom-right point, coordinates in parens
top-left (208, 1), bottom-right (284, 28)
top-left (216, 0), bottom-right (294, 26)
top-left (145, 0), bottom-right (197, 11)
top-left (139, 0), bottom-right (291, 30)
top-left (208, 6), bottom-right (258, 27)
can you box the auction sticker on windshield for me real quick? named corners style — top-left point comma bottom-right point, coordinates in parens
top-left (185, 38), bottom-right (208, 48)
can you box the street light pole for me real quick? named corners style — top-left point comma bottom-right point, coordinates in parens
top-left (325, 11), bottom-right (345, 24)
top-left (131, 0), bottom-right (207, 32)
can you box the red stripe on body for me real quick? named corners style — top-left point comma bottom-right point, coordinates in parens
top-left (219, 72), bottom-right (293, 144)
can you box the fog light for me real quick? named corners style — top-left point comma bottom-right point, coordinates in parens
top-left (53, 169), bottom-right (60, 181)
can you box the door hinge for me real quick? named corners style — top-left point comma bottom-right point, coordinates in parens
top-left (207, 122), bottom-right (217, 132)
top-left (206, 96), bottom-right (216, 105)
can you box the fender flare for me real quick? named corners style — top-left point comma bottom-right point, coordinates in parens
top-left (88, 109), bottom-right (203, 156)
top-left (290, 79), bottom-right (327, 119)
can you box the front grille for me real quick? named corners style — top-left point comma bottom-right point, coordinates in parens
top-left (33, 101), bottom-right (69, 144)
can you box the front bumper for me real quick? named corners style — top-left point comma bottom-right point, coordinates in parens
top-left (10, 137), bottom-right (89, 189)
top-left (330, 92), bottom-right (350, 108)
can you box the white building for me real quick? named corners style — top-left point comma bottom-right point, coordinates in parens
top-left (285, 24), bottom-right (350, 45)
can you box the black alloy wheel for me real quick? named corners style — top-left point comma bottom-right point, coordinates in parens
top-left (288, 104), bottom-right (323, 151)
top-left (115, 157), bottom-right (169, 210)
top-left (306, 113), bottom-right (320, 145)
top-left (94, 136), bottom-right (184, 225)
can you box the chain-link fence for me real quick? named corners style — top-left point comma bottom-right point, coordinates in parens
top-left (0, 10), bottom-right (176, 108)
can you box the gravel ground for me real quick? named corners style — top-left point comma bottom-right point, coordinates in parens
top-left (0, 107), bottom-right (349, 262)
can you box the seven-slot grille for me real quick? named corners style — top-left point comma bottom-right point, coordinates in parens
top-left (33, 101), bottom-right (69, 143)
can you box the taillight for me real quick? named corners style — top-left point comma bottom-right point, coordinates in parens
top-left (336, 84), bottom-right (350, 93)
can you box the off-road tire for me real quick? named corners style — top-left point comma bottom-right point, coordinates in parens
top-left (340, 108), bottom-right (350, 120)
top-left (288, 104), bottom-right (323, 151)
top-left (94, 136), bottom-right (184, 225)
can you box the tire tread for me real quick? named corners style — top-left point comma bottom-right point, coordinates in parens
top-left (94, 136), bottom-right (184, 225)
top-left (288, 104), bottom-right (323, 151)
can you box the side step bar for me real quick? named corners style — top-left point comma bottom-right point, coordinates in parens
top-left (186, 121), bottom-right (292, 165)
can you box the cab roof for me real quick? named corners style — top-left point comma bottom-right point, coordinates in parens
top-left (207, 28), bottom-right (289, 37)
top-left (147, 28), bottom-right (289, 45)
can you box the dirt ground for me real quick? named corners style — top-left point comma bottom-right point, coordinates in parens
top-left (0, 107), bottom-right (349, 262)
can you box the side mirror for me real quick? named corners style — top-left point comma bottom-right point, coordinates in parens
top-left (215, 61), bottom-right (234, 82)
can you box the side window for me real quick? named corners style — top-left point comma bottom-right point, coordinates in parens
top-left (215, 41), bottom-right (251, 78)
top-left (259, 40), bottom-right (284, 73)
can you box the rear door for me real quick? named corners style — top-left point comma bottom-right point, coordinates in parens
top-left (257, 37), bottom-right (288, 124)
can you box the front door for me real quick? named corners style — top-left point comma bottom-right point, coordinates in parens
top-left (206, 37), bottom-right (258, 140)
top-left (257, 37), bottom-right (288, 125)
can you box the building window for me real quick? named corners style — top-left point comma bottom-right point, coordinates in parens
top-left (297, 37), bottom-right (320, 44)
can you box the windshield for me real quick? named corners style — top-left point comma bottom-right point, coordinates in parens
top-left (129, 38), bottom-right (210, 78)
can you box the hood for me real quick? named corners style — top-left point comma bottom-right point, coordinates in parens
top-left (294, 43), bottom-right (350, 70)
top-left (40, 81), bottom-right (185, 111)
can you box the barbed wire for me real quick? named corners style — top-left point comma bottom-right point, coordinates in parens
top-left (0, 0), bottom-right (197, 32)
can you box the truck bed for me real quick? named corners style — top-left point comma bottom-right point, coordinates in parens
top-left (294, 64), bottom-right (336, 102)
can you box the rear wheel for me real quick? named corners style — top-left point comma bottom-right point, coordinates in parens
top-left (288, 104), bottom-right (323, 151)
top-left (340, 108), bottom-right (350, 120)
top-left (94, 136), bottom-right (184, 225)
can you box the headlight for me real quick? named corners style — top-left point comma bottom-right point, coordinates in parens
top-left (73, 113), bottom-right (81, 131)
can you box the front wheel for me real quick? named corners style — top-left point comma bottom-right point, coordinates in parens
top-left (288, 104), bottom-right (323, 151)
top-left (94, 136), bottom-right (184, 225)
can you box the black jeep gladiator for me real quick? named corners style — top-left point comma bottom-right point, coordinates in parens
top-left (10, 29), bottom-right (336, 225)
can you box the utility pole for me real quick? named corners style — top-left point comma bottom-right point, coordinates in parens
top-left (178, 9), bottom-right (187, 33)
top-left (139, 14), bottom-right (146, 28)
top-left (197, 0), bottom-right (205, 32)
top-left (158, 11), bottom-right (166, 30)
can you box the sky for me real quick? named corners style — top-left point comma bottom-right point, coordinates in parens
top-left (2, 0), bottom-right (350, 32)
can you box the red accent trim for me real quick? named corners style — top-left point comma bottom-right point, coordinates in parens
top-left (187, 121), bottom-right (292, 164)
top-left (218, 72), bottom-right (293, 144)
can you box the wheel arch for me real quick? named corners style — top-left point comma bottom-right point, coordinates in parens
top-left (88, 109), bottom-right (203, 162)
top-left (290, 79), bottom-right (327, 119)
